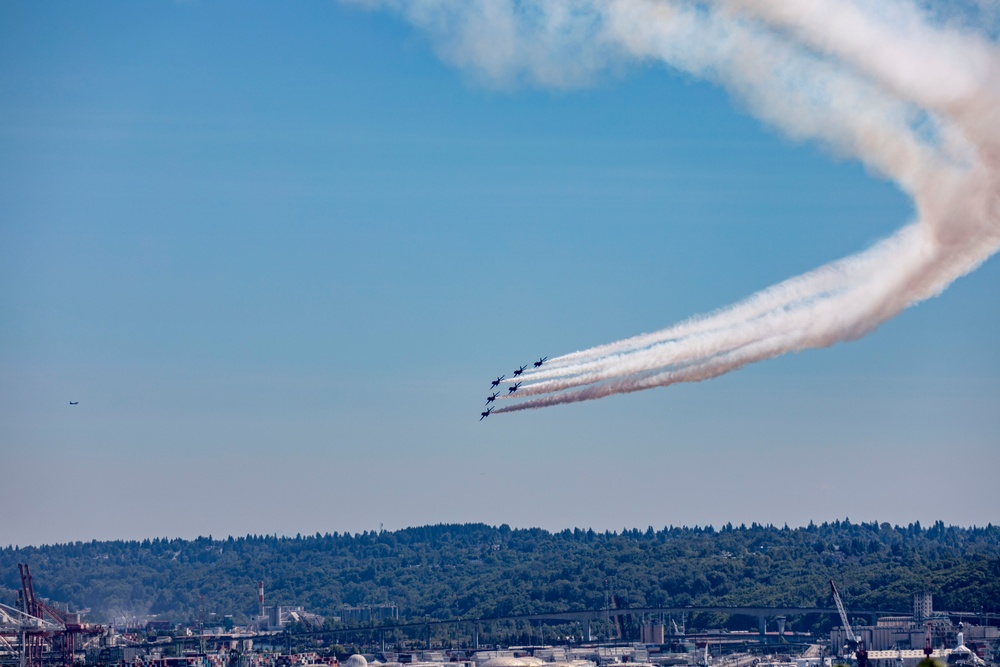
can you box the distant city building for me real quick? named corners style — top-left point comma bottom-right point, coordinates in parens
top-left (258, 605), bottom-right (324, 630)
top-left (831, 592), bottom-right (998, 656)
top-left (914, 593), bottom-right (933, 623)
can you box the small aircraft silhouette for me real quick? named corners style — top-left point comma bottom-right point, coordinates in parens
top-left (480, 406), bottom-right (494, 421)
top-left (533, 356), bottom-right (548, 368)
top-left (69, 401), bottom-right (79, 405)
top-left (486, 392), bottom-right (500, 404)
top-left (490, 375), bottom-right (505, 388)
top-left (508, 382), bottom-right (522, 394)
top-left (513, 365), bottom-right (528, 377)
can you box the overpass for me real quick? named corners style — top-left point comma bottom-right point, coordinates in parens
top-left (517, 606), bottom-right (845, 622)
top-left (179, 605), bottom-right (1000, 649)
top-left (264, 605), bottom-right (898, 647)
top-left (444, 606), bottom-right (883, 643)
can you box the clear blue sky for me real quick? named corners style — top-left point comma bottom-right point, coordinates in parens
top-left (2, 1), bottom-right (997, 547)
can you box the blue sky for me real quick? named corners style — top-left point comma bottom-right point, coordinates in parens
top-left (2, 1), bottom-right (998, 547)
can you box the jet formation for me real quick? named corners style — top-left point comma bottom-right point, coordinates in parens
top-left (478, 357), bottom-right (545, 420)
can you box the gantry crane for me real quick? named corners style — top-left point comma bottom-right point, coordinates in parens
top-left (1, 601), bottom-right (63, 667)
top-left (17, 565), bottom-right (46, 667)
top-left (12, 564), bottom-right (103, 667)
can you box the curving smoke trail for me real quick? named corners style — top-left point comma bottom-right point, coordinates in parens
top-left (351, 0), bottom-right (1000, 413)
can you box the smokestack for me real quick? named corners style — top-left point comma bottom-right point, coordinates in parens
top-left (258, 581), bottom-right (264, 618)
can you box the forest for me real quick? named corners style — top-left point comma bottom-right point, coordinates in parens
top-left (2, 521), bottom-right (998, 633)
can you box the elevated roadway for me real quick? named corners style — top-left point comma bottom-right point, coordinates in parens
top-left (176, 605), bottom-right (1000, 647)
top-left (516, 606), bottom-right (846, 622)
top-left (257, 605), bottom-right (896, 644)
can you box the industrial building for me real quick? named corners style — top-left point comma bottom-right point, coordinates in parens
top-left (4, 564), bottom-right (999, 667)
top-left (251, 582), bottom-right (325, 631)
top-left (830, 592), bottom-right (997, 666)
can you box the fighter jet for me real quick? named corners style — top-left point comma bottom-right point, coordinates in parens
top-left (486, 392), bottom-right (500, 404)
top-left (533, 356), bottom-right (548, 368)
top-left (508, 382), bottom-right (522, 394)
top-left (490, 375), bottom-right (506, 388)
top-left (513, 365), bottom-right (528, 377)
top-left (69, 401), bottom-right (79, 405)
top-left (480, 406), bottom-right (494, 421)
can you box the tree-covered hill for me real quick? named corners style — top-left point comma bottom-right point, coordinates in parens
top-left (2, 521), bottom-right (998, 629)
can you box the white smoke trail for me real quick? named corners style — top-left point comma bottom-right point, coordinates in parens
top-left (349, 0), bottom-right (1000, 413)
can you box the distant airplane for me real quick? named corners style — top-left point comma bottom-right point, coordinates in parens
top-left (69, 401), bottom-right (79, 405)
top-left (486, 392), bottom-right (499, 404)
top-left (490, 375), bottom-right (505, 388)
top-left (513, 365), bottom-right (527, 377)
top-left (508, 382), bottom-right (522, 394)
top-left (479, 406), bottom-right (494, 421)
top-left (533, 356), bottom-right (547, 368)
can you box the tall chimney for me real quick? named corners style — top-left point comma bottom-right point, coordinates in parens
top-left (259, 581), bottom-right (265, 618)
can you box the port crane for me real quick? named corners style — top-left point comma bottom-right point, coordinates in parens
top-left (830, 579), bottom-right (868, 667)
top-left (3, 565), bottom-right (104, 667)
top-left (1, 600), bottom-right (52, 667)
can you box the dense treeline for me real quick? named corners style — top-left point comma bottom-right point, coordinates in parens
top-left (2, 521), bottom-right (998, 630)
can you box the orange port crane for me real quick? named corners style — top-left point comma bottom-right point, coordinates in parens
top-left (17, 564), bottom-right (103, 667)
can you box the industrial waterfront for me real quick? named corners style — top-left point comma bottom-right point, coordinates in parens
top-left (3, 565), bottom-right (998, 667)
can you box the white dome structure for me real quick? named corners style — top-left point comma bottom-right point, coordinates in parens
top-left (479, 658), bottom-right (528, 667)
top-left (345, 655), bottom-right (369, 667)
